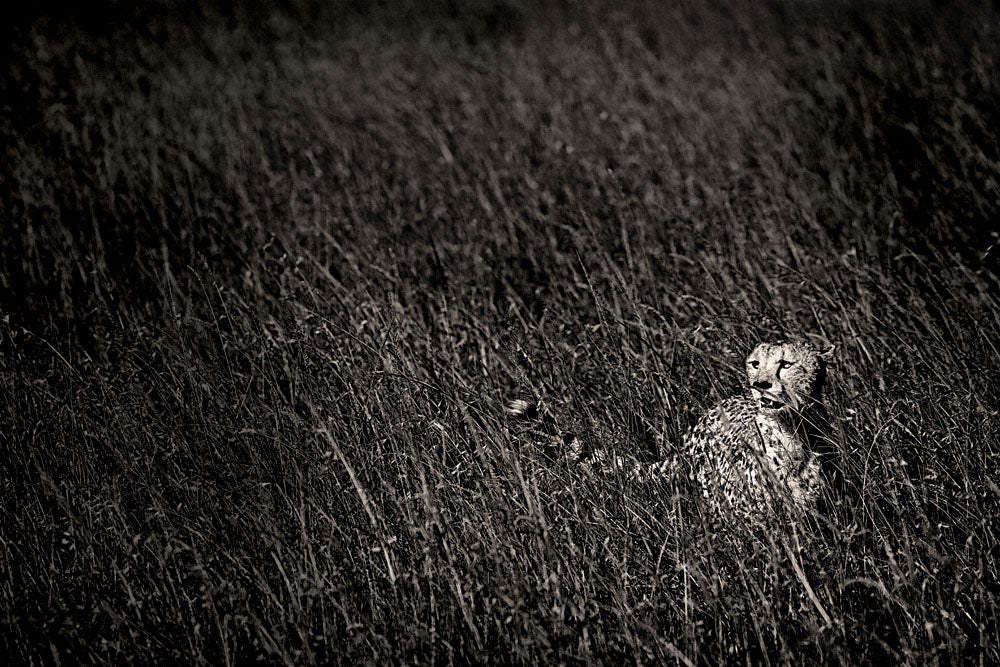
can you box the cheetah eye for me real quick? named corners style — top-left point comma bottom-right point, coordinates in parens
top-left (749, 360), bottom-right (759, 369)
top-left (778, 360), bottom-right (795, 370)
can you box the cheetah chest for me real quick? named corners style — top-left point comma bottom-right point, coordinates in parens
top-left (689, 409), bottom-right (820, 511)
top-left (750, 416), bottom-right (821, 508)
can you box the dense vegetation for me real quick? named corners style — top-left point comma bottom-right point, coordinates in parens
top-left (2, 1), bottom-right (999, 663)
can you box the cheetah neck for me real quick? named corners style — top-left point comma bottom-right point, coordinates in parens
top-left (760, 401), bottom-right (828, 449)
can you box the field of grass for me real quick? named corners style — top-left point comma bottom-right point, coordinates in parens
top-left (2, 0), bottom-right (999, 663)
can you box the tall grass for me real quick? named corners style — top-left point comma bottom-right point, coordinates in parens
top-left (2, 1), bottom-right (999, 663)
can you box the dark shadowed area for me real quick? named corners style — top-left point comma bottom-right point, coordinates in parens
top-left (2, 0), bottom-right (999, 663)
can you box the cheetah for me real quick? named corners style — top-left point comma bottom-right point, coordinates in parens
top-left (508, 338), bottom-right (834, 516)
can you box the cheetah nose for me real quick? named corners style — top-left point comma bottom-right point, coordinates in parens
top-left (753, 380), bottom-right (772, 390)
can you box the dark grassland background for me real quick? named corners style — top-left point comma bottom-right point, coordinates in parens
top-left (2, 0), bottom-right (999, 663)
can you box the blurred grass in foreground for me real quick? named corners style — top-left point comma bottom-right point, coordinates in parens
top-left (2, 0), bottom-right (999, 663)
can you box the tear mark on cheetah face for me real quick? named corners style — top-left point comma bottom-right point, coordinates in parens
top-left (745, 339), bottom-right (827, 416)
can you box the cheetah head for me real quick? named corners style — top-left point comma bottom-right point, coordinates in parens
top-left (745, 339), bottom-right (830, 415)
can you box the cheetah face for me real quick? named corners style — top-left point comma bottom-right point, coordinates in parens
top-left (745, 340), bottom-right (825, 415)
